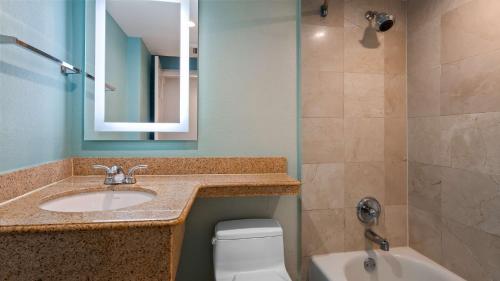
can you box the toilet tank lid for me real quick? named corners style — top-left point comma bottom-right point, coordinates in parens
top-left (215, 219), bottom-right (283, 240)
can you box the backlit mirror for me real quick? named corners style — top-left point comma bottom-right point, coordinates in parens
top-left (84, 0), bottom-right (198, 140)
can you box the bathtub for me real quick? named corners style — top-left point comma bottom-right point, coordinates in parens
top-left (309, 247), bottom-right (465, 281)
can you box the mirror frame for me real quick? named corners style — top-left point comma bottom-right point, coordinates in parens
top-left (94, 0), bottom-right (190, 132)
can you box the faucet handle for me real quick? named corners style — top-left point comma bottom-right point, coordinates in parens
top-left (93, 164), bottom-right (114, 185)
top-left (357, 197), bottom-right (381, 225)
top-left (127, 164), bottom-right (148, 176)
top-left (124, 165), bottom-right (148, 184)
top-left (93, 164), bottom-right (111, 173)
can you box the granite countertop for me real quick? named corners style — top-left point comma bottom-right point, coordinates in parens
top-left (0, 174), bottom-right (300, 233)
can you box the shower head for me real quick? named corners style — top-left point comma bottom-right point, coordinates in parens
top-left (365, 11), bottom-right (395, 32)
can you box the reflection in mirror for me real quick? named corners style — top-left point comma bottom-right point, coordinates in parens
top-left (84, 0), bottom-right (198, 140)
top-left (154, 56), bottom-right (198, 140)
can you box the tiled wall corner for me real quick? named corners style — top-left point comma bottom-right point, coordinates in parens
top-left (407, 0), bottom-right (500, 280)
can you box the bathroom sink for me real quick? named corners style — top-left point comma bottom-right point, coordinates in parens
top-left (39, 189), bottom-right (156, 212)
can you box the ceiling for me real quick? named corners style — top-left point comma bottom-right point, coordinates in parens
top-left (107, 0), bottom-right (198, 57)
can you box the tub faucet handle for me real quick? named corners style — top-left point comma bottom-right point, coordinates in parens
top-left (357, 197), bottom-right (381, 225)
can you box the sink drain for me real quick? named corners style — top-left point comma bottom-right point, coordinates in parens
top-left (364, 257), bottom-right (376, 272)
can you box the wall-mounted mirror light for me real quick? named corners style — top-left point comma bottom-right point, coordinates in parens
top-left (84, 0), bottom-right (198, 141)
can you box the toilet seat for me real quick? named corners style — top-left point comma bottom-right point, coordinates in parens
top-left (233, 270), bottom-right (292, 281)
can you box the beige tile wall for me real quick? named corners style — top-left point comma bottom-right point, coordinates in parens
top-left (407, 0), bottom-right (500, 280)
top-left (301, 0), bottom-right (407, 278)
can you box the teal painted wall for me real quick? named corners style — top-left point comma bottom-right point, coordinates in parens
top-left (104, 12), bottom-right (128, 122)
top-left (139, 40), bottom-right (151, 123)
top-left (126, 37), bottom-right (151, 124)
top-left (126, 37), bottom-right (151, 140)
top-left (0, 0), bottom-right (74, 173)
top-left (104, 13), bottom-right (151, 125)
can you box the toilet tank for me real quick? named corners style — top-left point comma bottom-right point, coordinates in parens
top-left (213, 219), bottom-right (286, 280)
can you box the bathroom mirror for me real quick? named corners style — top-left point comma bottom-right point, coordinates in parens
top-left (84, 0), bottom-right (198, 141)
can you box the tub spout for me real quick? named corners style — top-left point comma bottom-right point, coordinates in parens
top-left (365, 229), bottom-right (390, 251)
top-left (380, 240), bottom-right (390, 251)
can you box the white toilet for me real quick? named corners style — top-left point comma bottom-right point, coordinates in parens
top-left (212, 219), bottom-right (292, 281)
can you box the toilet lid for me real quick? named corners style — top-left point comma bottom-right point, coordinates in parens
top-left (233, 270), bottom-right (291, 281)
top-left (215, 219), bottom-right (283, 240)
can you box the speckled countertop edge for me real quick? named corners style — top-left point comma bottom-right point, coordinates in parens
top-left (0, 174), bottom-right (300, 233)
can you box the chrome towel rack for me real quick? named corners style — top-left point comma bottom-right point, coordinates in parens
top-left (85, 72), bottom-right (116, 92)
top-left (0, 34), bottom-right (115, 91)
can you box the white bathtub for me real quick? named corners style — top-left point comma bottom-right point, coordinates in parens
top-left (309, 247), bottom-right (465, 281)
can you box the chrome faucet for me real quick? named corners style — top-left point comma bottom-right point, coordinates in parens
top-left (93, 164), bottom-right (148, 185)
top-left (124, 164), bottom-right (148, 184)
top-left (365, 229), bottom-right (390, 251)
top-left (356, 197), bottom-right (390, 251)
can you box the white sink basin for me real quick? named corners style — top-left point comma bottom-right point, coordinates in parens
top-left (39, 189), bottom-right (156, 212)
